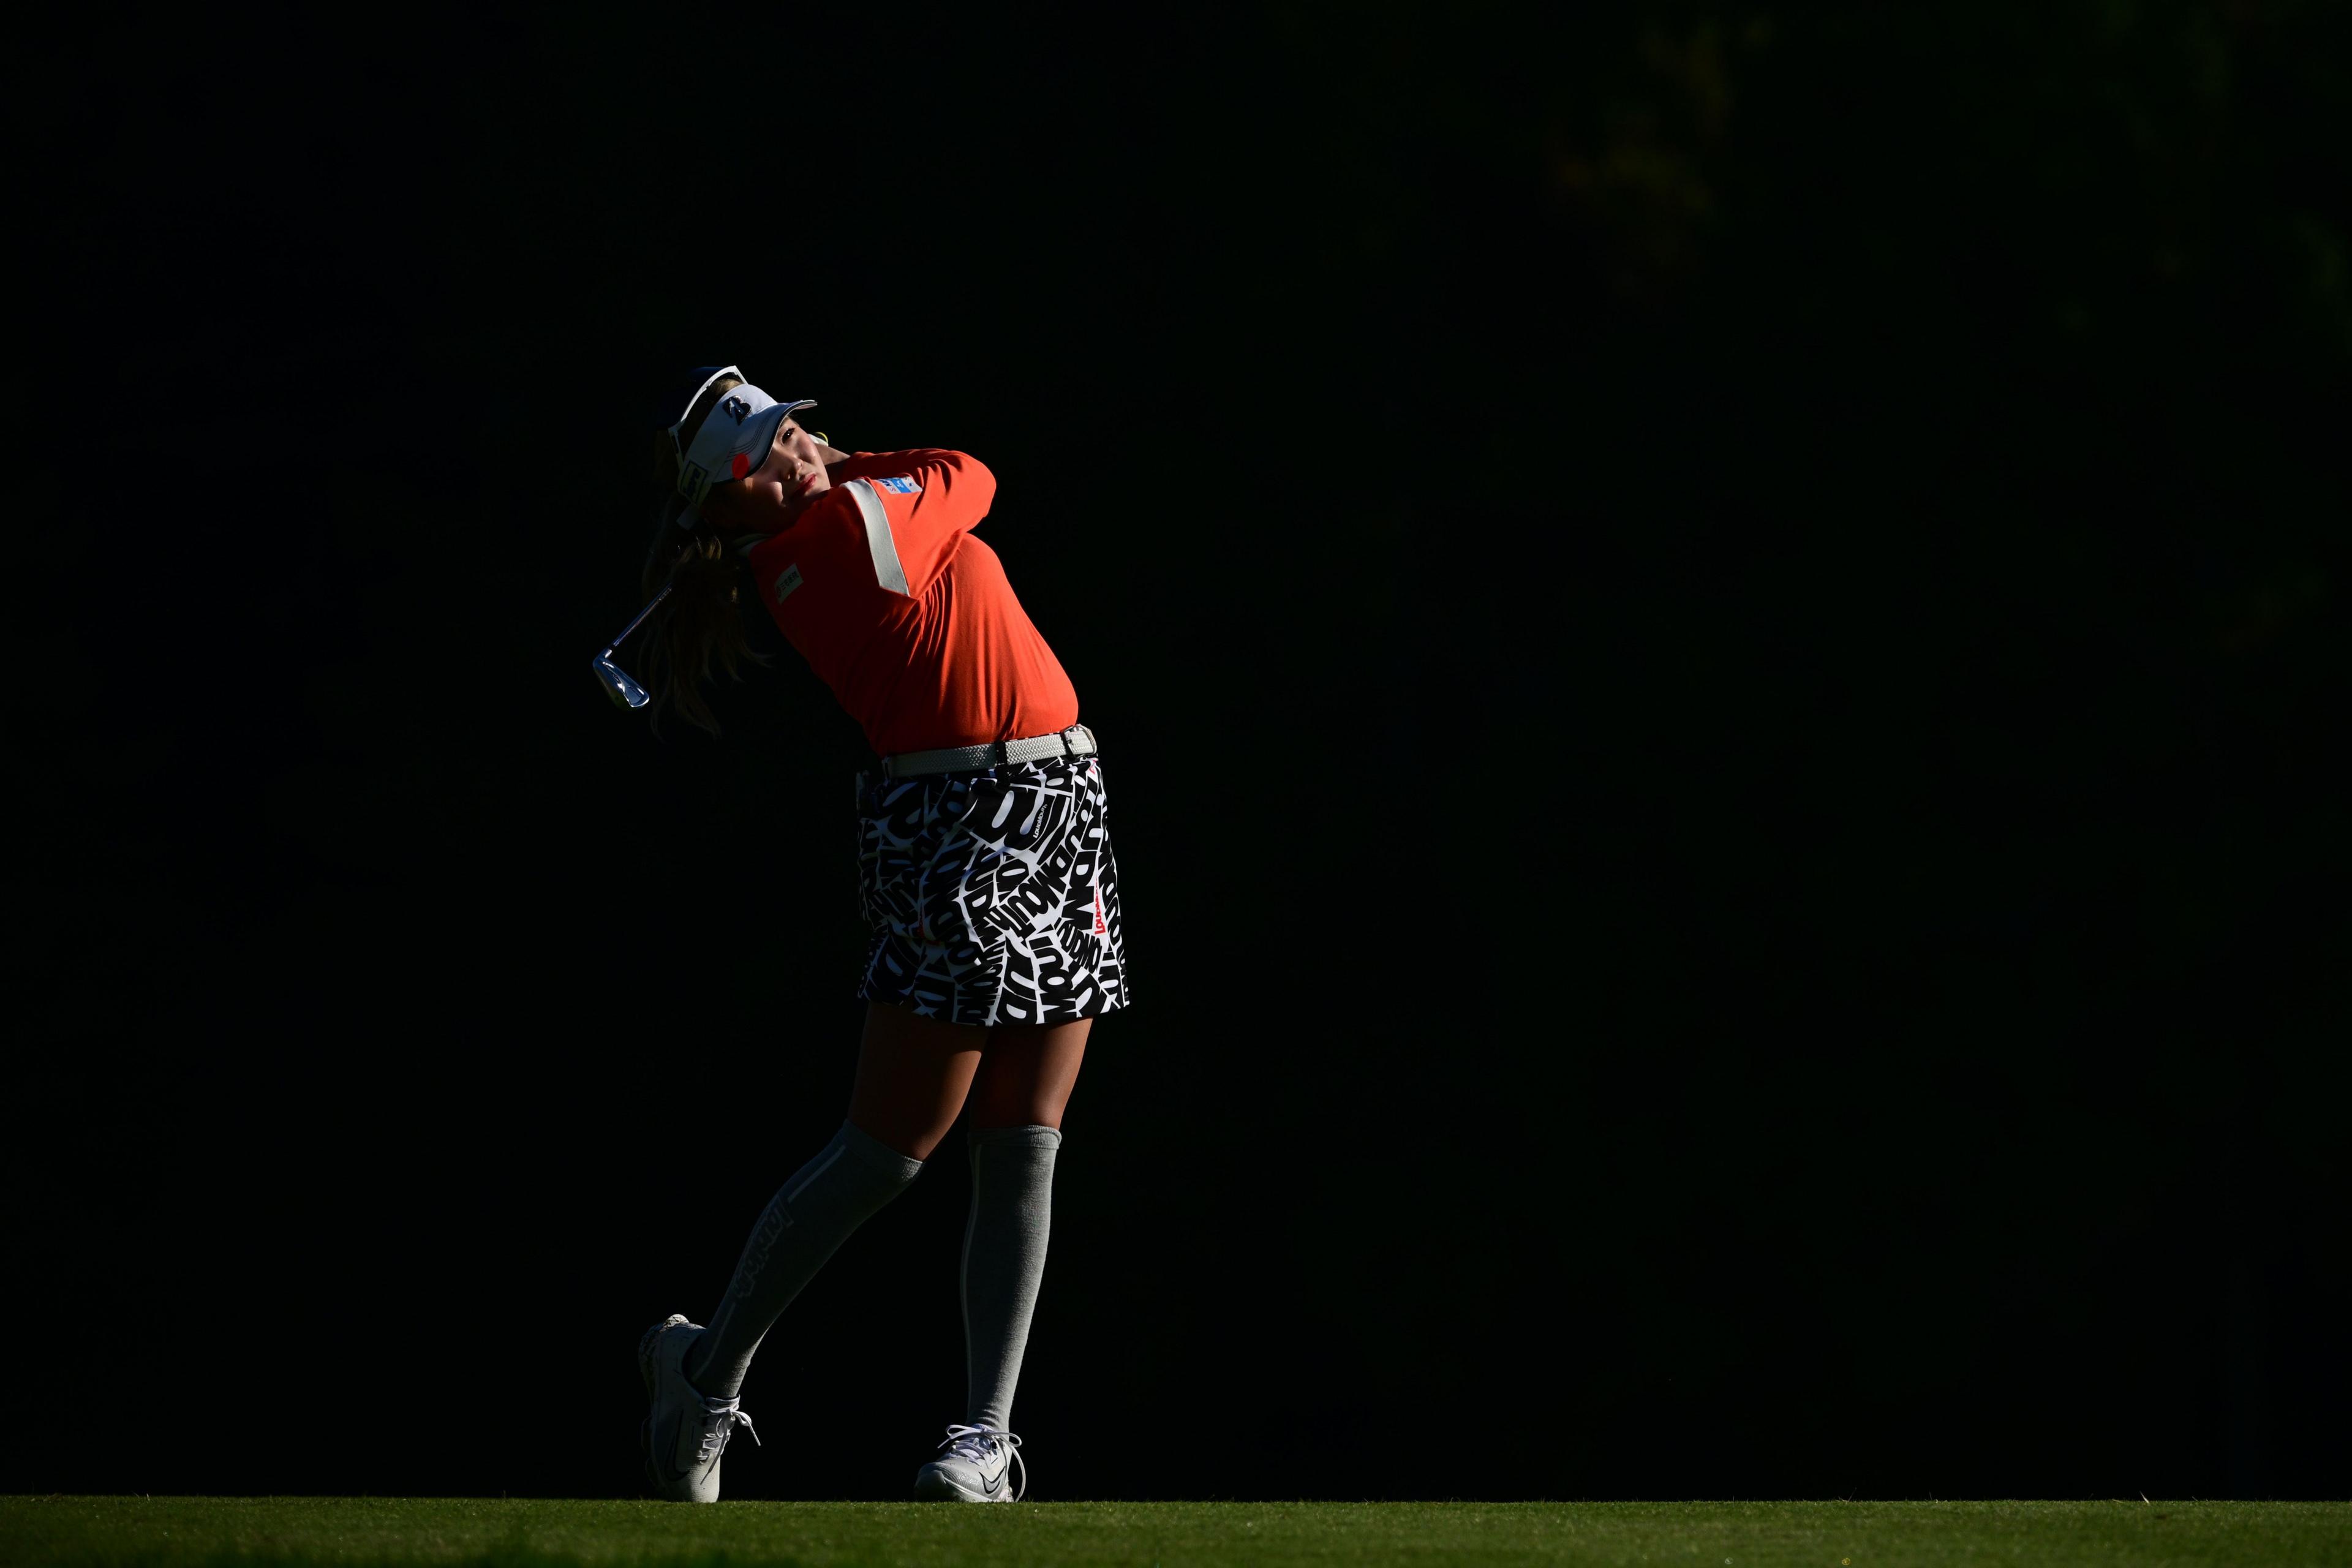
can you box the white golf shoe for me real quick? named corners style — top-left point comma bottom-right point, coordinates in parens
top-left (912, 1423), bottom-right (1025, 1501)
top-left (638, 1313), bottom-right (757, 1503)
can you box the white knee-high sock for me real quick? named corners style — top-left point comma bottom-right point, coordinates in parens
top-left (686, 1120), bottom-right (924, 1399)
top-left (962, 1124), bottom-right (1061, 1431)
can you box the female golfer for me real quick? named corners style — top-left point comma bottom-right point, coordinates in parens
top-left (630, 366), bottom-right (1127, 1504)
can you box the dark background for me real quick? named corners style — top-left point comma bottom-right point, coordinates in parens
top-left (10, 1), bottom-right (2347, 1502)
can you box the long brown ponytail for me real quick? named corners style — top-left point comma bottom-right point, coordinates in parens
top-left (639, 373), bottom-right (763, 734)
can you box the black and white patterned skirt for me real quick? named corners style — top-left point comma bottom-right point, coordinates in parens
top-left (853, 752), bottom-right (1130, 1026)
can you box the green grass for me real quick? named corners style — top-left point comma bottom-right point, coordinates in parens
top-left (4, 1498), bottom-right (2346, 1568)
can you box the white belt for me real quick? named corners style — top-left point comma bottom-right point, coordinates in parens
top-left (880, 723), bottom-right (1098, 779)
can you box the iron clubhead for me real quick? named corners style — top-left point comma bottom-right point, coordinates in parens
top-left (593, 653), bottom-right (651, 709)
top-left (591, 583), bottom-right (671, 713)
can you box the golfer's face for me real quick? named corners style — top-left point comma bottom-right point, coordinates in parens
top-left (715, 417), bottom-right (830, 529)
top-left (752, 421), bottom-right (837, 517)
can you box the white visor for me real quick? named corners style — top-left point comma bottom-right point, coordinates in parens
top-left (670, 368), bottom-right (816, 526)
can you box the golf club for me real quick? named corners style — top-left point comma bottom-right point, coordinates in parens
top-left (591, 583), bottom-right (671, 709)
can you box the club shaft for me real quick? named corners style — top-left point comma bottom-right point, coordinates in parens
top-left (606, 583), bottom-right (673, 650)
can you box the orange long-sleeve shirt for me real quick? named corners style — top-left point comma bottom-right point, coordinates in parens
top-left (740, 449), bottom-right (1080, 756)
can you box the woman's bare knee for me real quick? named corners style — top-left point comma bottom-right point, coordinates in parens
top-left (848, 1001), bottom-right (986, 1160)
top-left (968, 1018), bottom-right (1091, 1131)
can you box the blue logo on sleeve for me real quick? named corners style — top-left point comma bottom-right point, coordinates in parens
top-left (875, 475), bottom-right (921, 494)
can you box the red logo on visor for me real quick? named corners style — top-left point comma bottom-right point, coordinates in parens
top-left (731, 453), bottom-right (752, 479)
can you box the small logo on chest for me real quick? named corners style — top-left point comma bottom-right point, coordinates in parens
top-left (775, 563), bottom-right (805, 602)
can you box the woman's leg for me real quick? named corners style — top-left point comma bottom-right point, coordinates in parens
top-left (685, 1003), bottom-right (987, 1397)
top-left (957, 1019), bottom-right (1091, 1432)
top-left (848, 1001), bottom-right (989, 1158)
top-left (967, 1018), bottom-right (1091, 1132)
